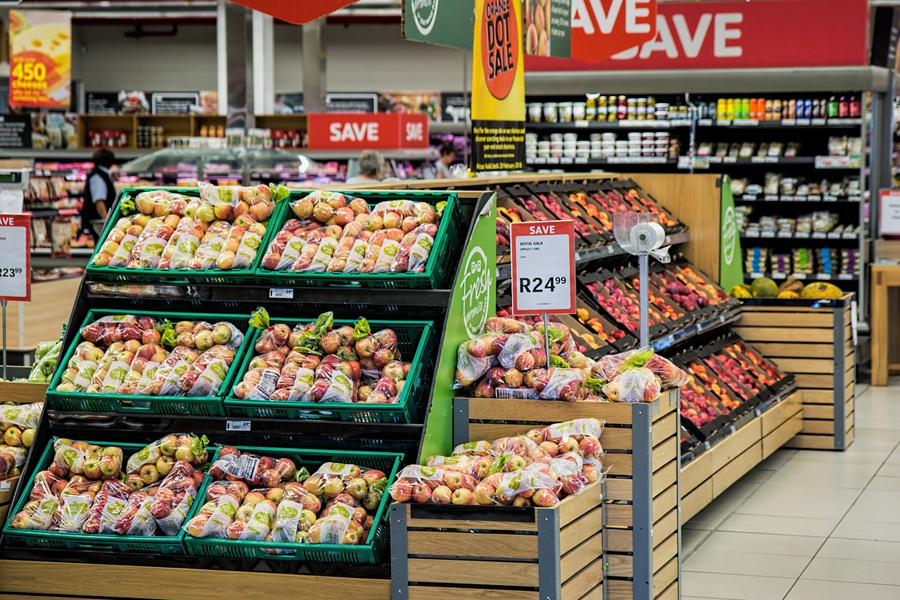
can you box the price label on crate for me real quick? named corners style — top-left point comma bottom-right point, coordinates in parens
top-left (510, 220), bottom-right (576, 315)
top-left (0, 214), bottom-right (30, 302)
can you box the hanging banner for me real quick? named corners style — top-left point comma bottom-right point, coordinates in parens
top-left (524, 0), bottom-right (571, 58)
top-left (307, 113), bottom-right (429, 150)
top-left (471, 0), bottom-right (526, 172)
top-left (403, 0), bottom-right (475, 49)
top-left (719, 176), bottom-right (743, 291)
top-left (227, 0), bottom-right (356, 24)
top-left (526, 0), bottom-right (868, 71)
top-left (8, 10), bottom-right (71, 109)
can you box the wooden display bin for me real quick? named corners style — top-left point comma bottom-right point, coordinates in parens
top-left (450, 390), bottom-right (680, 600)
top-left (735, 296), bottom-right (855, 450)
top-left (682, 392), bottom-right (803, 522)
top-left (390, 480), bottom-right (603, 600)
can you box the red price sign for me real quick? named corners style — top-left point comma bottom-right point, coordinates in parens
top-left (0, 214), bottom-right (31, 302)
top-left (510, 220), bottom-right (575, 315)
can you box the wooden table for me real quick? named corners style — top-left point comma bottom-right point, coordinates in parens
top-left (871, 265), bottom-right (900, 385)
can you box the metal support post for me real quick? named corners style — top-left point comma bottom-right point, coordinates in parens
top-left (833, 304), bottom-right (847, 450)
top-left (639, 254), bottom-right (650, 347)
top-left (2, 300), bottom-right (7, 380)
top-left (252, 11), bottom-right (275, 115)
top-left (302, 19), bottom-right (327, 113)
top-left (218, 0), bottom-right (254, 132)
top-left (631, 404), bottom-right (653, 600)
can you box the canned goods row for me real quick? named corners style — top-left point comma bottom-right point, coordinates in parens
top-left (712, 95), bottom-right (861, 121)
top-left (527, 95), bottom-right (692, 123)
top-left (527, 132), bottom-right (674, 160)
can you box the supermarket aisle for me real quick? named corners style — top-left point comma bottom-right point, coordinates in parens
top-left (681, 381), bottom-right (900, 600)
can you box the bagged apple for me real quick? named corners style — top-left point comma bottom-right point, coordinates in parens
top-left (495, 469), bottom-right (560, 507)
top-left (532, 367), bottom-right (587, 402)
top-left (308, 503), bottom-right (363, 545)
top-left (0, 446), bottom-right (26, 479)
top-left (126, 433), bottom-right (209, 474)
top-left (388, 465), bottom-right (445, 503)
top-left (266, 500), bottom-right (309, 551)
top-left (454, 333), bottom-right (500, 388)
top-left (451, 440), bottom-right (492, 457)
top-left (592, 347), bottom-right (688, 389)
top-left (0, 402), bottom-right (43, 429)
top-left (9, 475), bottom-right (59, 530)
top-left (111, 490), bottom-right (156, 536)
top-left (229, 498), bottom-right (278, 541)
top-left (526, 418), bottom-right (604, 460)
top-left (603, 368), bottom-right (662, 403)
top-left (184, 493), bottom-right (240, 538)
top-left (82, 479), bottom-right (132, 534)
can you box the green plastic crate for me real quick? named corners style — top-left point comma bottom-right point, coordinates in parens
top-left (223, 318), bottom-right (434, 423)
top-left (46, 309), bottom-right (253, 416)
top-left (255, 190), bottom-right (463, 289)
top-left (183, 446), bottom-right (401, 563)
top-left (2, 439), bottom-right (217, 555)
top-left (85, 187), bottom-right (280, 285)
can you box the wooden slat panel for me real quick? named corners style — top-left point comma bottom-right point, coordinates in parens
top-left (654, 532), bottom-right (678, 573)
top-left (845, 380), bottom-right (855, 404)
top-left (605, 477), bottom-right (632, 501)
top-left (772, 358), bottom-right (834, 374)
top-left (653, 557), bottom-right (679, 597)
top-left (560, 506), bottom-right (603, 554)
top-left (682, 479), bottom-right (713, 523)
top-left (804, 405), bottom-right (836, 420)
top-left (606, 553), bottom-right (633, 578)
top-left (761, 393), bottom-right (802, 436)
top-left (681, 451), bottom-right (713, 495)
top-left (407, 531), bottom-right (537, 559)
top-left (652, 462), bottom-right (678, 499)
top-left (408, 558), bottom-right (538, 587)
top-left (657, 581), bottom-right (679, 600)
top-left (558, 480), bottom-right (603, 526)
top-left (0, 561), bottom-right (389, 600)
top-left (802, 389), bottom-right (839, 404)
top-left (739, 312), bottom-right (833, 327)
top-left (785, 435), bottom-right (838, 450)
top-left (605, 527), bottom-right (633, 554)
top-left (733, 326), bottom-right (834, 343)
top-left (654, 508), bottom-right (678, 546)
top-left (560, 557), bottom-right (604, 600)
top-left (846, 427), bottom-right (855, 445)
top-left (409, 587), bottom-right (537, 600)
top-left (464, 395), bottom-right (671, 425)
top-left (652, 438), bottom-right (677, 472)
top-left (0, 382), bottom-right (47, 404)
top-left (0, 476), bottom-right (20, 505)
top-left (753, 342), bottom-right (833, 358)
top-left (651, 412), bottom-right (678, 447)
top-left (606, 503), bottom-right (632, 527)
top-left (560, 534), bottom-right (604, 581)
top-left (763, 413), bottom-right (804, 459)
top-left (846, 411), bottom-right (855, 432)
top-left (604, 453), bottom-right (632, 477)
top-left (653, 484), bottom-right (678, 522)
top-left (802, 420), bottom-right (835, 435)
top-left (712, 442), bottom-right (762, 498)
top-left (845, 397), bottom-right (855, 419)
top-left (568, 583), bottom-right (603, 600)
top-left (469, 423), bottom-right (526, 441)
top-left (711, 419), bottom-right (761, 472)
top-left (407, 510), bottom-right (538, 533)
top-left (606, 578), bottom-right (633, 600)
top-left (653, 393), bottom-right (678, 422)
top-left (796, 374), bottom-right (834, 389)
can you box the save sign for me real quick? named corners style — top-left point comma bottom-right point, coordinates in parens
top-left (510, 220), bottom-right (576, 315)
top-left (570, 0), bottom-right (657, 62)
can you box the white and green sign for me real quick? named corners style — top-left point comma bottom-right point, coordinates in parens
top-left (403, 0), bottom-right (475, 49)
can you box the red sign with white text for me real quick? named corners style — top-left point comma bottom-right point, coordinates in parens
top-left (307, 113), bottom-right (429, 150)
top-left (510, 220), bottom-right (576, 315)
top-left (526, 0), bottom-right (869, 71)
top-left (570, 0), bottom-right (657, 63)
top-left (0, 214), bottom-right (31, 302)
top-left (227, 0), bottom-right (356, 24)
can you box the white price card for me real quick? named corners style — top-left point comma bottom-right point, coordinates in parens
top-left (0, 214), bottom-right (30, 302)
top-left (879, 190), bottom-right (900, 236)
top-left (510, 220), bottom-right (575, 315)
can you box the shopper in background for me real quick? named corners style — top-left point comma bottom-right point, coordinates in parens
top-left (345, 150), bottom-right (385, 184)
top-left (80, 148), bottom-right (116, 241)
top-left (435, 143), bottom-right (456, 179)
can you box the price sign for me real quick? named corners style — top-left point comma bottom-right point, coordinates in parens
top-left (510, 220), bottom-right (575, 315)
top-left (0, 214), bottom-right (30, 302)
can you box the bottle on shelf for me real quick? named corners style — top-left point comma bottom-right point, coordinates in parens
top-left (849, 95), bottom-right (861, 118)
top-left (827, 95), bottom-right (839, 118)
top-left (839, 96), bottom-right (849, 118)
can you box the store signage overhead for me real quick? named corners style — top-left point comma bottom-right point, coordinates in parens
top-left (510, 220), bottom-right (576, 315)
top-left (526, 0), bottom-right (868, 71)
top-left (568, 0), bottom-right (657, 62)
top-left (403, 0), bottom-right (475, 49)
top-left (306, 113), bottom-right (429, 150)
top-left (8, 10), bottom-right (72, 109)
top-left (471, 0), bottom-right (526, 172)
top-left (226, 0), bottom-right (356, 24)
top-left (0, 214), bottom-right (31, 302)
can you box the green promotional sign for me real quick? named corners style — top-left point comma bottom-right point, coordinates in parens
top-left (719, 176), bottom-right (744, 291)
top-left (524, 0), bottom-right (571, 58)
top-left (419, 193), bottom-right (496, 462)
top-left (403, 0), bottom-right (475, 50)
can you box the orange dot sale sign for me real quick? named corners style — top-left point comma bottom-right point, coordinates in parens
top-left (8, 10), bottom-right (72, 109)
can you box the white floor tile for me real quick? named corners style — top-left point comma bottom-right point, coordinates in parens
top-left (697, 531), bottom-right (824, 557)
top-left (877, 463), bottom-right (900, 478)
top-left (762, 459), bottom-right (879, 489)
top-left (816, 538), bottom-right (900, 562)
top-left (685, 483), bottom-right (759, 530)
top-left (717, 513), bottom-right (839, 537)
top-left (802, 556), bottom-right (900, 586)
top-left (831, 519), bottom-right (900, 542)
top-left (866, 476), bottom-right (900, 491)
top-left (682, 572), bottom-right (796, 600)
top-left (683, 527), bottom-right (712, 556)
top-left (684, 549), bottom-right (811, 578)
top-left (756, 449), bottom-right (797, 471)
top-left (785, 579), bottom-right (900, 600)
top-left (736, 484), bottom-right (860, 520)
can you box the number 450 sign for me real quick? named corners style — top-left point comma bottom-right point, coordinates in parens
top-left (510, 220), bottom-right (576, 315)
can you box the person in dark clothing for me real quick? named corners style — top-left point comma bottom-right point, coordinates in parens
top-left (81, 148), bottom-right (116, 240)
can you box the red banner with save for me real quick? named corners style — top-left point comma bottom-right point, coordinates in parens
top-left (306, 113), bottom-right (429, 150)
top-left (510, 220), bottom-right (576, 315)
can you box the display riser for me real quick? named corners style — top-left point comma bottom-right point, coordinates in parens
top-left (390, 482), bottom-right (604, 600)
top-left (453, 390), bottom-right (681, 600)
top-left (0, 559), bottom-right (390, 600)
top-left (682, 392), bottom-right (803, 523)
top-left (735, 296), bottom-right (855, 450)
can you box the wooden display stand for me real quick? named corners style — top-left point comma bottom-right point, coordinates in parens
top-left (390, 481), bottom-right (604, 600)
top-left (682, 392), bottom-right (803, 522)
top-left (735, 296), bottom-right (855, 450)
top-left (450, 390), bottom-right (680, 600)
top-left (0, 381), bottom-right (47, 525)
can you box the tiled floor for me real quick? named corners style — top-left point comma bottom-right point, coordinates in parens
top-left (682, 381), bottom-right (900, 600)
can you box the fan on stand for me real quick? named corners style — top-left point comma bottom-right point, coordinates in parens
top-left (613, 212), bottom-right (671, 347)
